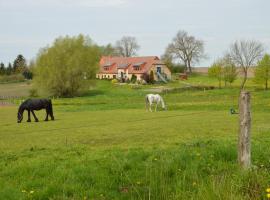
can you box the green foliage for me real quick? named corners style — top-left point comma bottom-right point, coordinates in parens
top-left (149, 70), bottom-right (154, 84)
top-left (254, 54), bottom-right (270, 89)
top-left (0, 74), bottom-right (25, 83)
top-left (131, 74), bottom-right (137, 83)
top-left (13, 54), bottom-right (27, 74)
top-left (0, 63), bottom-right (5, 75)
top-left (223, 58), bottom-right (237, 86)
top-left (99, 43), bottom-right (119, 56)
top-left (34, 34), bottom-right (100, 97)
top-left (111, 79), bottom-right (118, 84)
top-left (208, 57), bottom-right (237, 88)
top-left (208, 62), bottom-right (223, 88)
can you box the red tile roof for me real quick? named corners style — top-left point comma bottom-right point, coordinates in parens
top-left (98, 56), bottom-right (164, 74)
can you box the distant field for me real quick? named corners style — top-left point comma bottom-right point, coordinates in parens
top-left (0, 77), bottom-right (270, 199)
top-left (0, 81), bottom-right (31, 99)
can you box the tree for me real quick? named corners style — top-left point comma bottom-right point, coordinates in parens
top-left (149, 70), bottom-right (154, 84)
top-left (254, 54), bottom-right (270, 89)
top-left (13, 54), bottom-right (27, 73)
top-left (208, 61), bottom-right (223, 88)
top-left (0, 63), bottom-right (5, 75)
top-left (229, 40), bottom-right (264, 89)
top-left (165, 30), bottom-right (205, 73)
top-left (115, 36), bottom-right (140, 57)
top-left (99, 44), bottom-right (119, 56)
top-left (34, 34), bottom-right (100, 97)
top-left (6, 63), bottom-right (13, 75)
top-left (161, 53), bottom-right (185, 73)
top-left (222, 55), bottom-right (237, 86)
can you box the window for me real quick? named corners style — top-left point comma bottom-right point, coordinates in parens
top-left (133, 66), bottom-right (140, 71)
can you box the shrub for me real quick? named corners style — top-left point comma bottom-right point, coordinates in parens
top-left (29, 88), bottom-right (38, 97)
top-left (111, 79), bottom-right (118, 84)
top-left (149, 71), bottom-right (155, 84)
top-left (34, 34), bottom-right (100, 97)
top-left (0, 74), bottom-right (25, 83)
top-left (131, 74), bottom-right (137, 83)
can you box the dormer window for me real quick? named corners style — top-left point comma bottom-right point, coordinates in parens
top-left (133, 62), bottom-right (145, 71)
top-left (133, 66), bottom-right (140, 71)
top-left (103, 62), bottom-right (113, 71)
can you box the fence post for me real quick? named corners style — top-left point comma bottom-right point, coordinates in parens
top-left (238, 91), bottom-right (251, 169)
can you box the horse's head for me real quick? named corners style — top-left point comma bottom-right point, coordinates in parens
top-left (162, 104), bottom-right (167, 111)
top-left (17, 108), bottom-right (24, 123)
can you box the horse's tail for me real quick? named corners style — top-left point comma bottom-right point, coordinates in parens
top-left (48, 99), bottom-right (55, 120)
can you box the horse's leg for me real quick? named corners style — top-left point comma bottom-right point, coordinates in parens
top-left (31, 110), bottom-right (39, 122)
top-left (44, 109), bottom-right (49, 121)
top-left (149, 103), bottom-right (152, 112)
top-left (27, 110), bottom-right (31, 122)
top-left (155, 103), bottom-right (158, 112)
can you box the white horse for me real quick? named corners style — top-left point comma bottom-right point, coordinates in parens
top-left (145, 94), bottom-right (166, 112)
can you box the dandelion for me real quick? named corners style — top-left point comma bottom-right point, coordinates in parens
top-left (267, 188), bottom-right (270, 193)
top-left (267, 193), bottom-right (270, 198)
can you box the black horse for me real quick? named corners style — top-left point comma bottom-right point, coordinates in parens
top-left (17, 99), bottom-right (54, 123)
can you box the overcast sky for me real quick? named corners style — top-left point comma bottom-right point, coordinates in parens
top-left (0, 0), bottom-right (269, 66)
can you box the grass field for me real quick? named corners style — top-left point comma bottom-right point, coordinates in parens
top-left (0, 76), bottom-right (270, 199)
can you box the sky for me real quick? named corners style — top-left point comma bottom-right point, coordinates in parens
top-left (0, 0), bottom-right (269, 67)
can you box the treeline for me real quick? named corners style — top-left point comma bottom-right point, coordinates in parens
top-left (0, 54), bottom-right (33, 80)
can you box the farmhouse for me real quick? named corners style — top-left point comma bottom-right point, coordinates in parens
top-left (96, 56), bottom-right (171, 82)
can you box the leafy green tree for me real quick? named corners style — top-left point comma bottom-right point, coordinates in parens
top-left (34, 34), bottom-right (100, 97)
top-left (13, 54), bottom-right (27, 73)
top-left (99, 44), bottom-right (119, 56)
top-left (0, 63), bottom-right (5, 75)
top-left (254, 54), bottom-right (270, 89)
top-left (6, 63), bottom-right (13, 75)
top-left (222, 56), bottom-right (237, 86)
top-left (208, 61), bottom-right (223, 88)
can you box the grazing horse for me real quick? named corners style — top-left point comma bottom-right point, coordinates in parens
top-left (145, 94), bottom-right (166, 112)
top-left (17, 99), bottom-right (54, 123)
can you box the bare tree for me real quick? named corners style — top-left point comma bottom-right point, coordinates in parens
top-left (115, 36), bottom-right (140, 57)
top-left (165, 30), bottom-right (205, 73)
top-left (229, 40), bottom-right (264, 89)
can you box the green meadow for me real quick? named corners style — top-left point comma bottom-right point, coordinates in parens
top-left (0, 76), bottom-right (270, 199)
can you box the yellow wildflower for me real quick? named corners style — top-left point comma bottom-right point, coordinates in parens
top-left (267, 188), bottom-right (270, 193)
top-left (29, 191), bottom-right (34, 194)
top-left (267, 193), bottom-right (270, 198)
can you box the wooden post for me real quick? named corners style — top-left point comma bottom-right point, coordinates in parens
top-left (238, 91), bottom-right (251, 169)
